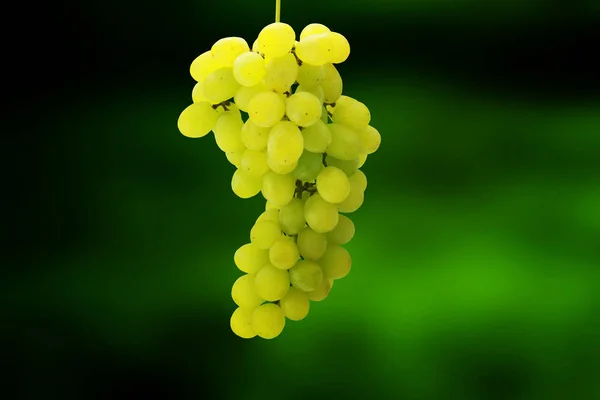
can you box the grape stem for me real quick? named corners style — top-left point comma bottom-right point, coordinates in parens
top-left (275, 0), bottom-right (281, 22)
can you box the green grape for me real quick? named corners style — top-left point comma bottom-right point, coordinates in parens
top-left (296, 84), bottom-right (325, 104)
top-left (325, 155), bottom-right (358, 177)
top-left (357, 153), bottom-right (367, 168)
top-left (358, 125), bottom-right (381, 154)
top-left (316, 166), bottom-right (351, 204)
top-left (279, 287), bottom-right (310, 321)
top-left (251, 303), bottom-right (286, 339)
top-left (350, 169), bottom-right (367, 191)
top-left (321, 63), bottom-right (343, 104)
top-left (296, 64), bottom-right (324, 88)
top-left (213, 112), bottom-right (245, 153)
top-left (241, 119), bottom-right (269, 150)
top-left (267, 153), bottom-right (298, 175)
top-left (263, 53), bottom-right (298, 94)
top-left (212, 37), bottom-right (250, 68)
top-left (286, 92), bottom-right (322, 127)
top-left (177, 102), bottom-right (219, 138)
top-left (337, 178), bottom-right (364, 213)
top-left (202, 68), bottom-right (240, 104)
top-left (278, 198), bottom-right (306, 235)
top-left (331, 95), bottom-right (371, 131)
top-left (261, 171), bottom-right (296, 206)
top-left (267, 121), bottom-right (304, 166)
top-left (296, 227), bottom-right (327, 260)
top-left (190, 51), bottom-right (218, 82)
top-left (306, 277), bottom-right (334, 301)
top-left (250, 220), bottom-right (282, 249)
top-left (327, 32), bottom-right (350, 64)
top-left (293, 151), bottom-right (323, 181)
top-left (233, 51), bottom-right (267, 87)
top-left (240, 149), bottom-right (270, 178)
top-left (269, 236), bottom-right (300, 270)
top-left (231, 274), bottom-right (264, 308)
top-left (289, 260), bottom-right (323, 292)
top-left (225, 148), bottom-right (244, 168)
top-left (265, 200), bottom-right (279, 211)
top-left (327, 123), bottom-right (361, 160)
top-left (231, 169), bottom-right (262, 199)
top-left (257, 22), bottom-right (296, 58)
top-left (300, 23), bottom-right (331, 40)
top-left (256, 208), bottom-right (279, 224)
top-left (319, 245), bottom-right (352, 280)
top-left (328, 214), bottom-right (354, 244)
top-left (248, 91), bottom-right (286, 128)
top-left (230, 307), bottom-right (256, 339)
top-left (304, 194), bottom-right (339, 233)
top-left (295, 33), bottom-right (335, 66)
top-left (192, 82), bottom-right (208, 103)
top-left (302, 120), bottom-right (331, 153)
top-left (234, 83), bottom-right (266, 112)
top-left (234, 243), bottom-right (269, 274)
top-left (254, 264), bottom-right (290, 301)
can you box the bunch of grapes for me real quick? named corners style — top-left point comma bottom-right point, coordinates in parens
top-left (177, 18), bottom-right (381, 339)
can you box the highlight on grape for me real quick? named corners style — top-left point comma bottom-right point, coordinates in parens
top-left (177, 3), bottom-right (381, 339)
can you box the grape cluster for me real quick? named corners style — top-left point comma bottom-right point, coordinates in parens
top-left (177, 22), bottom-right (381, 339)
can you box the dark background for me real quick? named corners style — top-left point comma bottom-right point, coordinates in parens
top-left (3, 1), bottom-right (600, 399)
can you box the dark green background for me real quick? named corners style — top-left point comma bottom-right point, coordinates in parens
top-left (4, 1), bottom-right (600, 399)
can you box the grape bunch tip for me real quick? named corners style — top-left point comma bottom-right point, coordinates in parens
top-left (177, 9), bottom-right (381, 340)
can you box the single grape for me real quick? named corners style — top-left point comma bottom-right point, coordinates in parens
top-left (225, 148), bottom-right (244, 168)
top-left (302, 120), bottom-right (331, 153)
top-left (190, 51), bottom-right (218, 82)
top-left (230, 307), bottom-right (257, 339)
top-left (240, 149), bottom-right (270, 178)
top-left (321, 63), bottom-right (343, 104)
top-left (337, 181), bottom-right (364, 213)
top-left (256, 208), bottom-right (279, 224)
top-left (358, 125), bottom-right (381, 154)
top-left (295, 84), bottom-right (325, 104)
top-left (233, 51), bottom-right (267, 87)
top-left (261, 171), bottom-right (296, 206)
top-left (350, 169), bottom-right (367, 191)
top-left (202, 68), bottom-right (240, 104)
top-left (213, 112), bottom-right (245, 153)
top-left (234, 83), bottom-right (266, 112)
top-left (265, 200), bottom-right (279, 211)
top-left (319, 245), bottom-right (352, 280)
top-left (331, 95), bottom-right (371, 131)
top-left (296, 64), bottom-right (324, 88)
top-left (192, 82), bottom-right (208, 103)
top-left (326, 32), bottom-right (350, 64)
top-left (357, 153), bottom-right (367, 168)
top-left (231, 274), bottom-right (264, 308)
top-left (327, 123), bottom-right (361, 161)
top-left (300, 23), bottom-right (331, 40)
top-left (295, 33), bottom-right (335, 66)
top-left (306, 276), bottom-right (334, 301)
top-left (280, 287), bottom-right (310, 321)
top-left (231, 169), bottom-right (262, 199)
top-left (267, 121), bottom-right (304, 166)
top-left (304, 194), bottom-right (339, 233)
top-left (254, 264), bottom-right (290, 301)
top-left (293, 151), bottom-right (323, 181)
top-left (241, 119), bottom-right (269, 150)
top-left (266, 153), bottom-right (298, 175)
top-left (286, 91), bottom-right (322, 127)
top-left (296, 227), bottom-right (328, 260)
top-left (177, 102), bottom-right (219, 138)
top-left (257, 22), bottom-right (296, 58)
top-left (212, 37), bottom-right (250, 68)
top-left (316, 166), bottom-right (351, 204)
top-left (263, 53), bottom-right (298, 94)
top-left (327, 214), bottom-right (355, 244)
top-left (234, 243), bottom-right (269, 274)
top-left (250, 220), bottom-right (282, 249)
top-left (289, 260), bottom-right (323, 292)
top-left (325, 155), bottom-right (358, 177)
top-left (248, 91), bottom-right (286, 127)
top-left (269, 236), bottom-right (300, 270)
top-left (251, 303), bottom-right (286, 339)
top-left (278, 198), bottom-right (306, 235)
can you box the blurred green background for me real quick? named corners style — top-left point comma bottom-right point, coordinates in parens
top-left (3, 0), bottom-right (600, 399)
